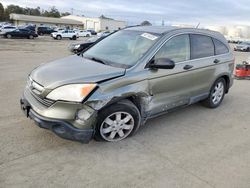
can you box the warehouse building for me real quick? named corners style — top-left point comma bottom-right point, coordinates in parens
top-left (10, 14), bottom-right (83, 29)
top-left (61, 15), bottom-right (127, 32)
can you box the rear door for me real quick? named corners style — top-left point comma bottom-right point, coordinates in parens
top-left (188, 34), bottom-right (217, 97)
top-left (13, 29), bottom-right (23, 37)
top-left (63, 30), bottom-right (69, 38)
top-left (19, 29), bottom-right (29, 38)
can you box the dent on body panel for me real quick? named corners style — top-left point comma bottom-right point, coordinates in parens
top-left (85, 80), bottom-right (153, 115)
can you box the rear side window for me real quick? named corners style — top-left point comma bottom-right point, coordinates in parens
top-left (4, 26), bottom-right (15, 29)
top-left (212, 38), bottom-right (229, 55)
top-left (190, 34), bottom-right (214, 59)
top-left (155, 34), bottom-right (190, 63)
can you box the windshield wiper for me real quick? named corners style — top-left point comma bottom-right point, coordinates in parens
top-left (90, 57), bottom-right (107, 65)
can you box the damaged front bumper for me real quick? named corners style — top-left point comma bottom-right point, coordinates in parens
top-left (20, 93), bottom-right (96, 143)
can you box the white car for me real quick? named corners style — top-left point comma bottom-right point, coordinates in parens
top-left (51, 30), bottom-right (79, 40)
top-left (97, 31), bottom-right (111, 37)
top-left (0, 26), bottom-right (16, 35)
top-left (75, 30), bottom-right (92, 37)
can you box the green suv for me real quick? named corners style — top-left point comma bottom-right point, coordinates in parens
top-left (20, 26), bottom-right (234, 143)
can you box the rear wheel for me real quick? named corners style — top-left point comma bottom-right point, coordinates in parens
top-left (72, 35), bottom-right (77, 40)
top-left (56, 35), bottom-right (62, 40)
top-left (39, 32), bottom-right (44, 36)
top-left (202, 78), bottom-right (226, 108)
top-left (6, 34), bottom-right (12, 39)
top-left (86, 34), bottom-right (90, 37)
top-left (28, 35), bottom-right (34, 39)
top-left (94, 100), bottom-right (141, 142)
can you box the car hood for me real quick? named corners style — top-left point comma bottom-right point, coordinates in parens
top-left (30, 55), bottom-right (126, 89)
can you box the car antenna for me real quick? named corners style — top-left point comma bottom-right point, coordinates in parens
top-left (196, 22), bottom-right (200, 28)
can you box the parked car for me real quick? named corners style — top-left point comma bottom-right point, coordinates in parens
top-left (23, 25), bottom-right (36, 31)
top-left (51, 30), bottom-right (78, 40)
top-left (68, 36), bottom-right (106, 53)
top-left (37, 26), bottom-right (56, 35)
top-left (4, 29), bottom-right (38, 39)
top-left (97, 31), bottom-right (111, 37)
top-left (0, 26), bottom-right (16, 35)
top-left (75, 30), bottom-right (92, 37)
top-left (86, 29), bottom-right (97, 35)
top-left (234, 42), bottom-right (250, 52)
top-left (20, 26), bottom-right (234, 143)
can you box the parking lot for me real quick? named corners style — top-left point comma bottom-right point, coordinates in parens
top-left (0, 36), bottom-right (250, 188)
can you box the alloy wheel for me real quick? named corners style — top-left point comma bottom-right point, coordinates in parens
top-left (212, 81), bottom-right (224, 105)
top-left (100, 111), bottom-right (135, 142)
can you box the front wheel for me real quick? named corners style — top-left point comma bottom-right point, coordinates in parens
top-left (28, 35), bottom-right (34, 39)
top-left (202, 78), bottom-right (226, 108)
top-left (6, 34), bottom-right (12, 39)
top-left (94, 100), bottom-right (141, 142)
top-left (56, 35), bottom-right (62, 40)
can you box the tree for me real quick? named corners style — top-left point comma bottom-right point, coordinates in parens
top-left (140, 20), bottom-right (152, 26)
top-left (0, 3), bottom-right (4, 21)
top-left (24, 7), bottom-right (41, 16)
top-left (61, 12), bottom-right (70, 17)
top-left (4, 4), bottom-right (25, 20)
top-left (42, 6), bottom-right (60, 18)
top-left (99, 15), bottom-right (113, 20)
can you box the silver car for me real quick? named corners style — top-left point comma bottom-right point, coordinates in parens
top-left (20, 26), bottom-right (234, 143)
top-left (234, 42), bottom-right (250, 52)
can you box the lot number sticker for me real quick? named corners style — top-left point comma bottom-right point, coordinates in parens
top-left (141, 33), bottom-right (158, 40)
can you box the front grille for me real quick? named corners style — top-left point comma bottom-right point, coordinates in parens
top-left (25, 77), bottom-right (54, 107)
top-left (24, 87), bottom-right (54, 108)
top-left (30, 90), bottom-right (54, 107)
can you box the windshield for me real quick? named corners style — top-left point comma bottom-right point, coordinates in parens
top-left (83, 30), bottom-right (160, 68)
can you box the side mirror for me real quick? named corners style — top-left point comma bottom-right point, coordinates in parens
top-left (148, 58), bottom-right (175, 69)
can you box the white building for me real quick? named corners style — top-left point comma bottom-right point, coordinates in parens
top-left (61, 15), bottom-right (127, 32)
top-left (205, 25), bottom-right (250, 41)
top-left (10, 14), bottom-right (83, 29)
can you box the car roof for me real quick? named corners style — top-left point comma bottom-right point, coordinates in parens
top-left (125, 26), bottom-right (222, 36)
top-left (124, 26), bottom-right (226, 42)
top-left (125, 26), bottom-right (179, 34)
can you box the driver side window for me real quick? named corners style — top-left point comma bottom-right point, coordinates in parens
top-left (155, 34), bottom-right (190, 63)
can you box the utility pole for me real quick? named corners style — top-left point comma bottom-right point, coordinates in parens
top-left (71, 8), bottom-right (74, 15)
top-left (162, 19), bottom-right (165, 26)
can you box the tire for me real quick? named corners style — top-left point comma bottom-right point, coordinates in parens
top-left (86, 34), bottom-right (90, 37)
top-left (39, 32), bottom-right (43, 36)
top-left (247, 48), bottom-right (250, 52)
top-left (28, 35), bottom-right (34, 39)
top-left (94, 100), bottom-right (141, 142)
top-left (6, 34), bottom-right (12, 39)
top-left (56, 35), bottom-right (62, 40)
top-left (202, 78), bottom-right (226, 108)
top-left (72, 35), bottom-right (77, 40)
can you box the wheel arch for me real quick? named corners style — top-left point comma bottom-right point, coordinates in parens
top-left (102, 94), bottom-right (148, 117)
top-left (211, 74), bottom-right (230, 93)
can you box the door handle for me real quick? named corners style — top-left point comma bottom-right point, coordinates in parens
top-left (183, 65), bottom-right (193, 70)
top-left (214, 59), bottom-right (220, 64)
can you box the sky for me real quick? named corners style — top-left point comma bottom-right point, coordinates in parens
top-left (1, 0), bottom-right (250, 26)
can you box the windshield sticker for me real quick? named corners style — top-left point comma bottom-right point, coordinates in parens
top-left (141, 33), bottom-right (158, 40)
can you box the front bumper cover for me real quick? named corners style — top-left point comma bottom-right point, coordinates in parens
top-left (20, 98), bottom-right (94, 143)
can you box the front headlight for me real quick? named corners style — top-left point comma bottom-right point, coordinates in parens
top-left (46, 84), bottom-right (97, 102)
top-left (74, 44), bottom-right (81, 49)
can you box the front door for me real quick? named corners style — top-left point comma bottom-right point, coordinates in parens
top-left (147, 34), bottom-right (197, 116)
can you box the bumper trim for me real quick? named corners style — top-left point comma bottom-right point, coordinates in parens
top-left (21, 98), bottom-right (94, 143)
